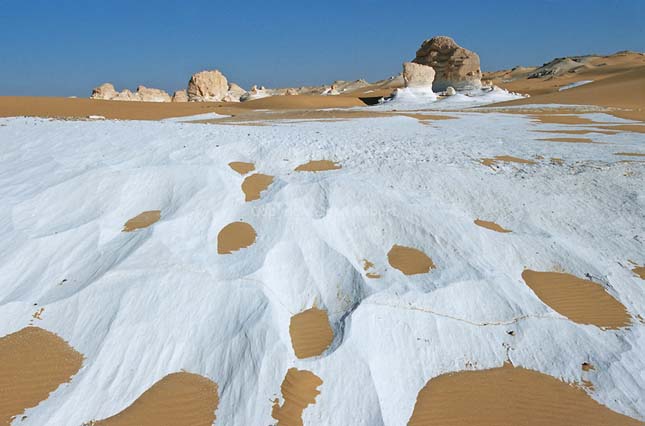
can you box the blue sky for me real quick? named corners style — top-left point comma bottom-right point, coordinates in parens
top-left (0, 0), bottom-right (643, 96)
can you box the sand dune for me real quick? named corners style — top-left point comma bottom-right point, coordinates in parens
top-left (493, 53), bottom-right (645, 121)
top-left (94, 372), bottom-right (218, 426)
top-left (408, 363), bottom-right (642, 426)
top-left (0, 327), bottom-right (83, 425)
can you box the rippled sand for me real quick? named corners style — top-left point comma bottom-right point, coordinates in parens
top-left (521, 270), bottom-right (631, 329)
top-left (241, 173), bottom-right (274, 201)
top-left (122, 210), bottom-right (161, 232)
top-left (408, 363), bottom-right (642, 426)
top-left (388, 245), bottom-right (435, 275)
top-left (0, 327), bottom-right (83, 425)
top-left (295, 160), bottom-right (341, 172)
top-left (474, 219), bottom-right (512, 233)
top-left (228, 161), bottom-right (255, 175)
top-left (289, 307), bottom-right (334, 359)
top-left (94, 372), bottom-right (218, 426)
top-left (217, 221), bottom-right (256, 254)
top-left (272, 368), bottom-right (323, 426)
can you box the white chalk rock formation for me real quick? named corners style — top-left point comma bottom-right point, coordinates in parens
top-left (445, 86), bottom-right (456, 96)
top-left (112, 89), bottom-right (138, 101)
top-left (413, 36), bottom-right (482, 91)
top-left (402, 62), bottom-right (436, 88)
top-left (187, 70), bottom-right (229, 102)
top-left (90, 83), bottom-right (118, 100)
top-left (136, 86), bottom-right (171, 102)
top-left (172, 90), bottom-right (188, 102)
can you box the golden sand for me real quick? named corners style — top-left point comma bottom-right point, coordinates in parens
top-left (632, 265), bottom-right (645, 280)
top-left (289, 307), bottom-right (334, 359)
top-left (0, 95), bottom-right (364, 121)
top-left (521, 270), bottom-right (631, 329)
top-left (271, 368), bottom-right (323, 426)
top-left (388, 245), bottom-right (435, 275)
top-left (480, 156), bottom-right (536, 168)
top-left (474, 219), bottom-right (512, 233)
top-left (538, 137), bottom-right (598, 144)
top-left (615, 152), bottom-right (645, 157)
top-left (217, 221), bottom-right (256, 254)
top-left (408, 363), bottom-right (642, 426)
top-left (596, 124), bottom-right (645, 134)
top-left (492, 52), bottom-right (645, 121)
top-left (294, 160), bottom-right (341, 172)
top-left (94, 372), bottom-right (218, 426)
top-left (0, 327), bottom-right (83, 425)
top-left (241, 173), bottom-right (274, 201)
top-left (531, 115), bottom-right (597, 125)
top-left (122, 210), bottom-right (161, 232)
top-left (362, 259), bottom-right (381, 279)
top-left (534, 129), bottom-right (619, 135)
top-left (539, 136), bottom-right (597, 143)
top-left (228, 161), bottom-right (255, 175)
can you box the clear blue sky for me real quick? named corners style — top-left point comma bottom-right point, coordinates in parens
top-left (1, 0), bottom-right (643, 97)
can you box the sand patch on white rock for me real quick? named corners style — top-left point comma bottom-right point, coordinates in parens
top-left (295, 160), bottom-right (341, 172)
top-left (271, 368), bottom-right (323, 426)
top-left (289, 307), bottom-right (334, 359)
top-left (122, 210), bottom-right (161, 232)
top-left (93, 372), bottom-right (218, 426)
top-left (474, 219), bottom-right (512, 233)
top-left (217, 221), bottom-right (256, 254)
top-left (0, 327), bottom-right (83, 425)
top-left (521, 270), bottom-right (630, 329)
top-left (242, 173), bottom-right (274, 202)
top-left (387, 245), bottom-right (435, 275)
top-left (408, 363), bottom-right (642, 426)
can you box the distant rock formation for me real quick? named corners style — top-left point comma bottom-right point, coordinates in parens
top-left (224, 83), bottom-right (246, 102)
top-left (90, 83), bottom-right (118, 100)
top-left (90, 84), bottom-right (171, 102)
top-left (402, 62), bottom-right (435, 88)
top-left (187, 70), bottom-right (228, 102)
top-left (413, 36), bottom-right (482, 91)
top-left (171, 90), bottom-right (188, 102)
top-left (136, 86), bottom-right (171, 102)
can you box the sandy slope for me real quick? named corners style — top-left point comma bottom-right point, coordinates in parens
top-left (491, 52), bottom-right (645, 121)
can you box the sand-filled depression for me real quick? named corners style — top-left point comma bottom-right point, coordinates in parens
top-left (0, 108), bottom-right (643, 425)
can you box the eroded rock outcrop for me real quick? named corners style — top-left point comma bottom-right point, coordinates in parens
top-left (171, 90), bottom-right (188, 102)
top-left (90, 84), bottom-right (171, 102)
top-left (413, 36), bottom-right (482, 91)
top-left (90, 83), bottom-right (118, 100)
top-left (187, 70), bottom-right (229, 102)
top-left (136, 85), bottom-right (171, 102)
top-left (402, 62), bottom-right (435, 88)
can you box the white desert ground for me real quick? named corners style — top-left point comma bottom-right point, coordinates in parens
top-left (0, 48), bottom-right (645, 426)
